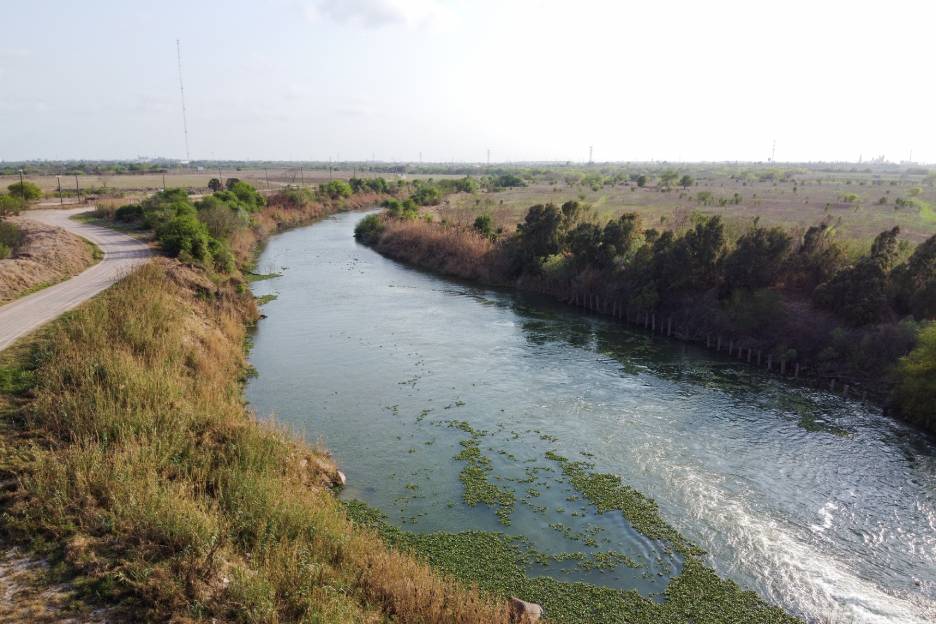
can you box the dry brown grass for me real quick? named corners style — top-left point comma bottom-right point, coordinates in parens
top-left (0, 260), bottom-right (513, 623)
top-left (375, 219), bottom-right (499, 282)
top-left (0, 218), bottom-right (95, 305)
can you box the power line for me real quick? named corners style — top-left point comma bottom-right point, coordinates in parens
top-left (176, 39), bottom-right (191, 162)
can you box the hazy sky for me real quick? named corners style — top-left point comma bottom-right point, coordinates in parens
top-left (2, 0), bottom-right (934, 163)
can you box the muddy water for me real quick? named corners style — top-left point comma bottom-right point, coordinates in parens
top-left (246, 212), bottom-right (936, 623)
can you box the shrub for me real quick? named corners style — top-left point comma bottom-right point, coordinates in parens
top-left (892, 323), bottom-right (936, 431)
top-left (0, 221), bottom-right (23, 259)
top-left (156, 214), bottom-right (212, 262)
top-left (115, 204), bottom-right (144, 223)
top-left (197, 197), bottom-right (248, 239)
top-left (0, 193), bottom-right (26, 216)
top-left (411, 185), bottom-right (442, 206)
top-left (473, 214), bottom-right (494, 238)
top-left (354, 214), bottom-right (385, 244)
top-left (320, 180), bottom-right (352, 200)
top-left (7, 180), bottom-right (42, 201)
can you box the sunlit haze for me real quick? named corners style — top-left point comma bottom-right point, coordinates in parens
top-left (1, 0), bottom-right (934, 163)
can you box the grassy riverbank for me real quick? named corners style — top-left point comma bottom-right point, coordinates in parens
top-left (0, 259), bottom-right (514, 623)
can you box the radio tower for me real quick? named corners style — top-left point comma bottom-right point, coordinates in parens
top-left (176, 39), bottom-right (191, 162)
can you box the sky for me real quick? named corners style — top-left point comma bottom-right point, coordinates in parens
top-left (1, 0), bottom-right (934, 163)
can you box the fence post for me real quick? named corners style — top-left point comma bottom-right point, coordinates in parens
top-left (757, 350), bottom-right (762, 365)
top-left (767, 355), bottom-right (772, 371)
top-left (728, 340), bottom-right (733, 356)
top-left (794, 363), bottom-right (800, 378)
top-left (830, 379), bottom-right (836, 392)
top-left (843, 384), bottom-right (849, 398)
top-left (651, 314), bottom-right (656, 332)
top-left (717, 336), bottom-right (722, 351)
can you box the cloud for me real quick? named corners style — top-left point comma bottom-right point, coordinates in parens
top-left (304, 0), bottom-right (452, 29)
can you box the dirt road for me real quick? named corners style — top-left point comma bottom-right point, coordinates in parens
top-left (0, 208), bottom-right (151, 352)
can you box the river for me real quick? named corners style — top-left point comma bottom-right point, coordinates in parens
top-left (245, 211), bottom-right (936, 624)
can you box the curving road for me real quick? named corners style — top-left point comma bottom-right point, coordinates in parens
top-left (0, 208), bottom-right (151, 352)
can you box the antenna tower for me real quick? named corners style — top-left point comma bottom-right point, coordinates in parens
top-left (176, 39), bottom-right (191, 161)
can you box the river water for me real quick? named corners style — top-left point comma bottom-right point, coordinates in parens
top-left (245, 211), bottom-right (936, 623)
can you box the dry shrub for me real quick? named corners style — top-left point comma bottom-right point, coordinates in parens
top-left (375, 219), bottom-right (498, 282)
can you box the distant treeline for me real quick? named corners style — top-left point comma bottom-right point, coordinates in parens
top-left (357, 200), bottom-right (936, 434)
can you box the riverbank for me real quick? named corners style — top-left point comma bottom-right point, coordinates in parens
top-left (0, 257), bottom-right (516, 623)
top-left (359, 215), bottom-right (935, 434)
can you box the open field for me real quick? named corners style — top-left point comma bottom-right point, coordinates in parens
top-left (440, 172), bottom-right (936, 245)
top-left (0, 168), bottom-right (463, 198)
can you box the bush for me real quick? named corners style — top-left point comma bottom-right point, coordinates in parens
top-left (473, 214), bottom-right (493, 238)
top-left (0, 194), bottom-right (26, 216)
top-left (411, 185), bottom-right (442, 206)
top-left (156, 215), bottom-right (212, 262)
top-left (892, 323), bottom-right (936, 431)
top-left (115, 204), bottom-right (144, 223)
top-left (354, 214), bottom-right (385, 244)
top-left (0, 221), bottom-right (23, 258)
top-left (321, 180), bottom-right (352, 200)
top-left (7, 180), bottom-right (42, 201)
top-left (197, 197), bottom-right (248, 239)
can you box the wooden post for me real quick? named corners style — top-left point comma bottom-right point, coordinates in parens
top-left (794, 363), bottom-right (800, 378)
top-left (747, 348), bottom-right (752, 363)
top-left (757, 350), bottom-right (762, 365)
top-left (843, 384), bottom-right (849, 398)
top-left (728, 340), bottom-right (733, 356)
top-left (780, 359), bottom-right (786, 375)
top-left (667, 317), bottom-right (672, 336)
top-left (651, 314), bottom-right (656, 332)
top-left (706, 335), bottom-right (711, 348)
top-left (830, 379), bottom-right (836, 392)
top-left (767, 355), bottom-right (772, 371)
top-left (717, 336), bottom-right (722, 351)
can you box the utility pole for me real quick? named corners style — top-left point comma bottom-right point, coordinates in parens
top-left (486, 149), bottom-right (490, 166)
top-left (18, 170), bottom-right (24, 199)
top-left (265, 168), bottom-right (271, 191)
top-left (57, 175), bottom-right (63, 205)
top-left (588, 146), bottom-right (593, 165)
top-left (75, 175), bottom-right (81, 203)
top-left (218, 167), bottom-right (223, 188)
top-left (299, 166), bottom-right (304, 187)
top-left (162, 173), bottom-right (166, 190)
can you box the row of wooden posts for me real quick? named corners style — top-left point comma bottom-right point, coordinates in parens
top-left (566, 291), bottom-right (867, 402)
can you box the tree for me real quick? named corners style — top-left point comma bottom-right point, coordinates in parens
top-left (7, 181), bottom-right (42, 201)
top-left (156, 214), bottom-right (213, 262)
top-left (723, 226), bottom-right (793, 291)
top-left (679, 175), bottom-right (694, 189)
top-left (208, 178), bottom-right (222, 192)
top-left (566, 222), bottom-right (603, 268)
top-left (636, 175), bottom-right (648, 188)
top-left (517, 203), bottom-right (562, 268)
top-left (892, 234), bottom-right (936, 319)
top-left (814, 227), bottom-right (900, 326)
top-left (321, 180), bottom-right (353, 200)
top-left (892, 323), bottom-right (936, 432)
top-left (599, 213), bottom-right (641, 267)
top-left (224, 177), bottom-right (241, 191)
top-left (659, 170), bottom-right (679, 189)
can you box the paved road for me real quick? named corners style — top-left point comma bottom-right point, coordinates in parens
top-left (0, 208), bottom-right (151, 352)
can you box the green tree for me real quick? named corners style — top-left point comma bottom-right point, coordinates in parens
top-left (566, 222), bottom-right (603, 268)
top-left (814, 227), bottom-right (901, 325)
top-left (517, 203), bottom-right (563, 268)
top-left (679, 175), bottom-right (694, 189)
top-left (636, 175), bottom-right (648, 188)
top-left (892, 234), bottom-right (936, 319)
top-left (321, 180), bottom-right (353, 200)
top-left (600, 213), bottom-right (641, 267)
top-left (7, 181), bottom-right (42, 201)
top-left (892, 323), bottom-right (936, 432)
top-left (156, 214), bottom-right (213, 262)
top-left (723, 226), bottom-right (793, 291)
top-left (659, 170), bottom-right (679, 189)
top-left (208, 178), bottom-right (222, 192)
